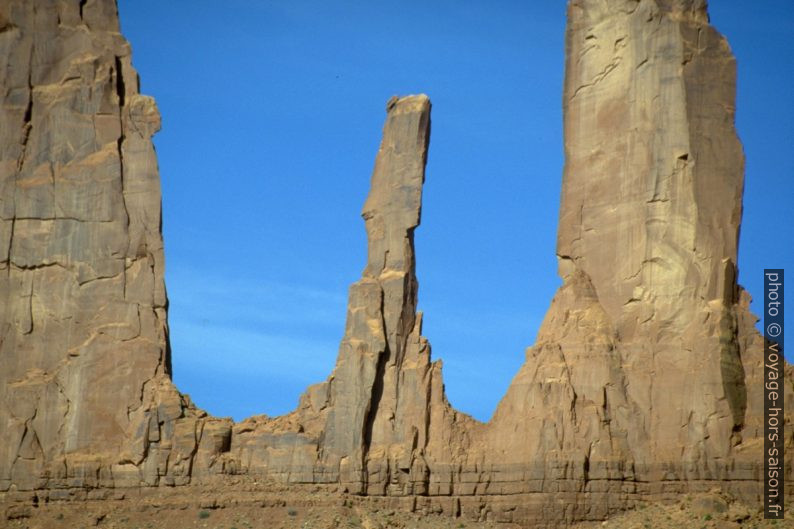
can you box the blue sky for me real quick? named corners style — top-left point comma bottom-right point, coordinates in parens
top-left (116, 1), bottom-right (793, 422)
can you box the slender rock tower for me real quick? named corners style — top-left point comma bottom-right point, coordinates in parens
top-left (0, 1), bottom-right (791, 527)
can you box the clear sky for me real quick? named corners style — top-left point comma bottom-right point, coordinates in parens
top-left (116, 1), bottom-right (793, 423)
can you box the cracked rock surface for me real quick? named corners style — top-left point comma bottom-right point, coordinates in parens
top-left (0, 0), bottom-right (792, 527)
top-left (0, 0), bottom-right (225, 494)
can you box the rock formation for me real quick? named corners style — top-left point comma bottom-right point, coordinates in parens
top-left (0, 0), bottom-right (791, 527)
top-left (482, 0), bottom-right (777, 515)
top-left (0, 0), bottom-right (227, 493)
top-left (0, 0), bottom-right (172, 489)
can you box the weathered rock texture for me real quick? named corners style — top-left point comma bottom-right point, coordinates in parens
top-left (0, 0), bottom-right (228, 493)
top-left (1, 0), bottom-right (792, 527)
top-left (481, 0), bottom-right (788, 517)
top-left (226, 95), bottom-right (476, 500)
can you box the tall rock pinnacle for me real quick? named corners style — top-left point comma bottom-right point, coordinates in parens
top-left (321, 95), bottom-right (433, 492)
top-left (0, 1), bottom-right (790, 527)
top-left (228, 94), bottom-right (472, 497)
top-left (555, 0), bottom-right (749, 465)
top-left (489, 0), bottom-right (751, 473)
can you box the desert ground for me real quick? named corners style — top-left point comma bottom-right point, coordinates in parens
top-left (3, 480), bottom-right (791, 529)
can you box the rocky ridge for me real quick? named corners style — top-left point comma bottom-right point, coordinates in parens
top-left (0, 0), bottom-right (791, 527)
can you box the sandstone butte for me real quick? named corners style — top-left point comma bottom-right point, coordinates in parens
top-left (0, 0), bottom-right (791, 527)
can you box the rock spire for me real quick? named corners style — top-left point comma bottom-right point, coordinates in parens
top-left (0, 1), bottom-right (791, 527)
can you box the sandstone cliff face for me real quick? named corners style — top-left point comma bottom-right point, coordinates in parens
top-left (490, 0), bottom-right (750, 476)
top-left (0, 0), bottom-right (227, 492)
top-left (0, 0), bottom-right (170, 488)
top-left (473, 4), bottom-right (784, 519)
top-left (0, 0), bottom-right (791, 527)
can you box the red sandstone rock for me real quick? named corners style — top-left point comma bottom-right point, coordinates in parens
top-left (0, 1), bottom-right (791, 527)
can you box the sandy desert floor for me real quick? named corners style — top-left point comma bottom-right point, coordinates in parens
top-left (2, 479), bottom-right (792, 529)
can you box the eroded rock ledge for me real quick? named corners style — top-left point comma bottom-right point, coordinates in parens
top-left (0, 0), bottom-right (791, 527)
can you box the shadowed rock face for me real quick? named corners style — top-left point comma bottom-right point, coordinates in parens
top-left (0, 0), bottom-right (791, 527)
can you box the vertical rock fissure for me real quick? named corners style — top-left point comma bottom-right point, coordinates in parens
top-left (362, 289), bottom-right (389, 459)
top-left (16, 66), bottom-right (33, 173)
top-left (114, 56), bottom-right (126, 107)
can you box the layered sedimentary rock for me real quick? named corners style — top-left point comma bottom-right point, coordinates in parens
top-left (1, 0), bottom-right (792, 527)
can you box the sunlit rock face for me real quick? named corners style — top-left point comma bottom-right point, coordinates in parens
top-left (0, 0), bottom-right (225, 492)
top-left (227, 94), bottom-right (465, 496)
top-left (0, 0), bottom-right (790, 527)
top-left (0, 0), bottom-right (170, 488)
top-left (481, 2), bottom-right (778, 516)
top-left (552, 0), bottom-right (749, 468)
top-left (491, 0), bottom-right (748, 469)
